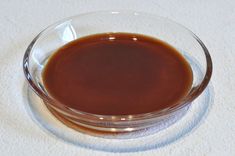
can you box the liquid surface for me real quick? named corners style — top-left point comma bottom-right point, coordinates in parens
top-left (43, 33), bottom-right (193, 115)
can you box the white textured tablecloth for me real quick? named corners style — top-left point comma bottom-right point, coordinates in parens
top-left (0, 0), bottom-right (235, 155)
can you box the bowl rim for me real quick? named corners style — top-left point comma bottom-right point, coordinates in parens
top-left (23, 10), bottom-right (212, 122)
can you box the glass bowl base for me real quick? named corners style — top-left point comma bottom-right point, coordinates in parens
top-left (23, 83), bottom-right (213, 152)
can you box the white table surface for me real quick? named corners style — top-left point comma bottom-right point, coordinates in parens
top-left (1, 0), bottom-right (235, 155)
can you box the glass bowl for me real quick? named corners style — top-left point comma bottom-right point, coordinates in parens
top-left (23, 11), bottom-right (212, 134)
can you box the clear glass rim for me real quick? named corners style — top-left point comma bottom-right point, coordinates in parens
top-left (23, 10), bottom-right (213, 123)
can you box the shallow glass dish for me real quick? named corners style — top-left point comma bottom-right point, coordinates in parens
top-left (23, 11), bottom-right (212, 133)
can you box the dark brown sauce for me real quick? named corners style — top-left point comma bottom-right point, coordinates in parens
top-left (43, 33), bottom-right (193, 115)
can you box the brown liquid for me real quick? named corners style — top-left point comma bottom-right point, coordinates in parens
top-left (43, 33), bottom-right (193, 115)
